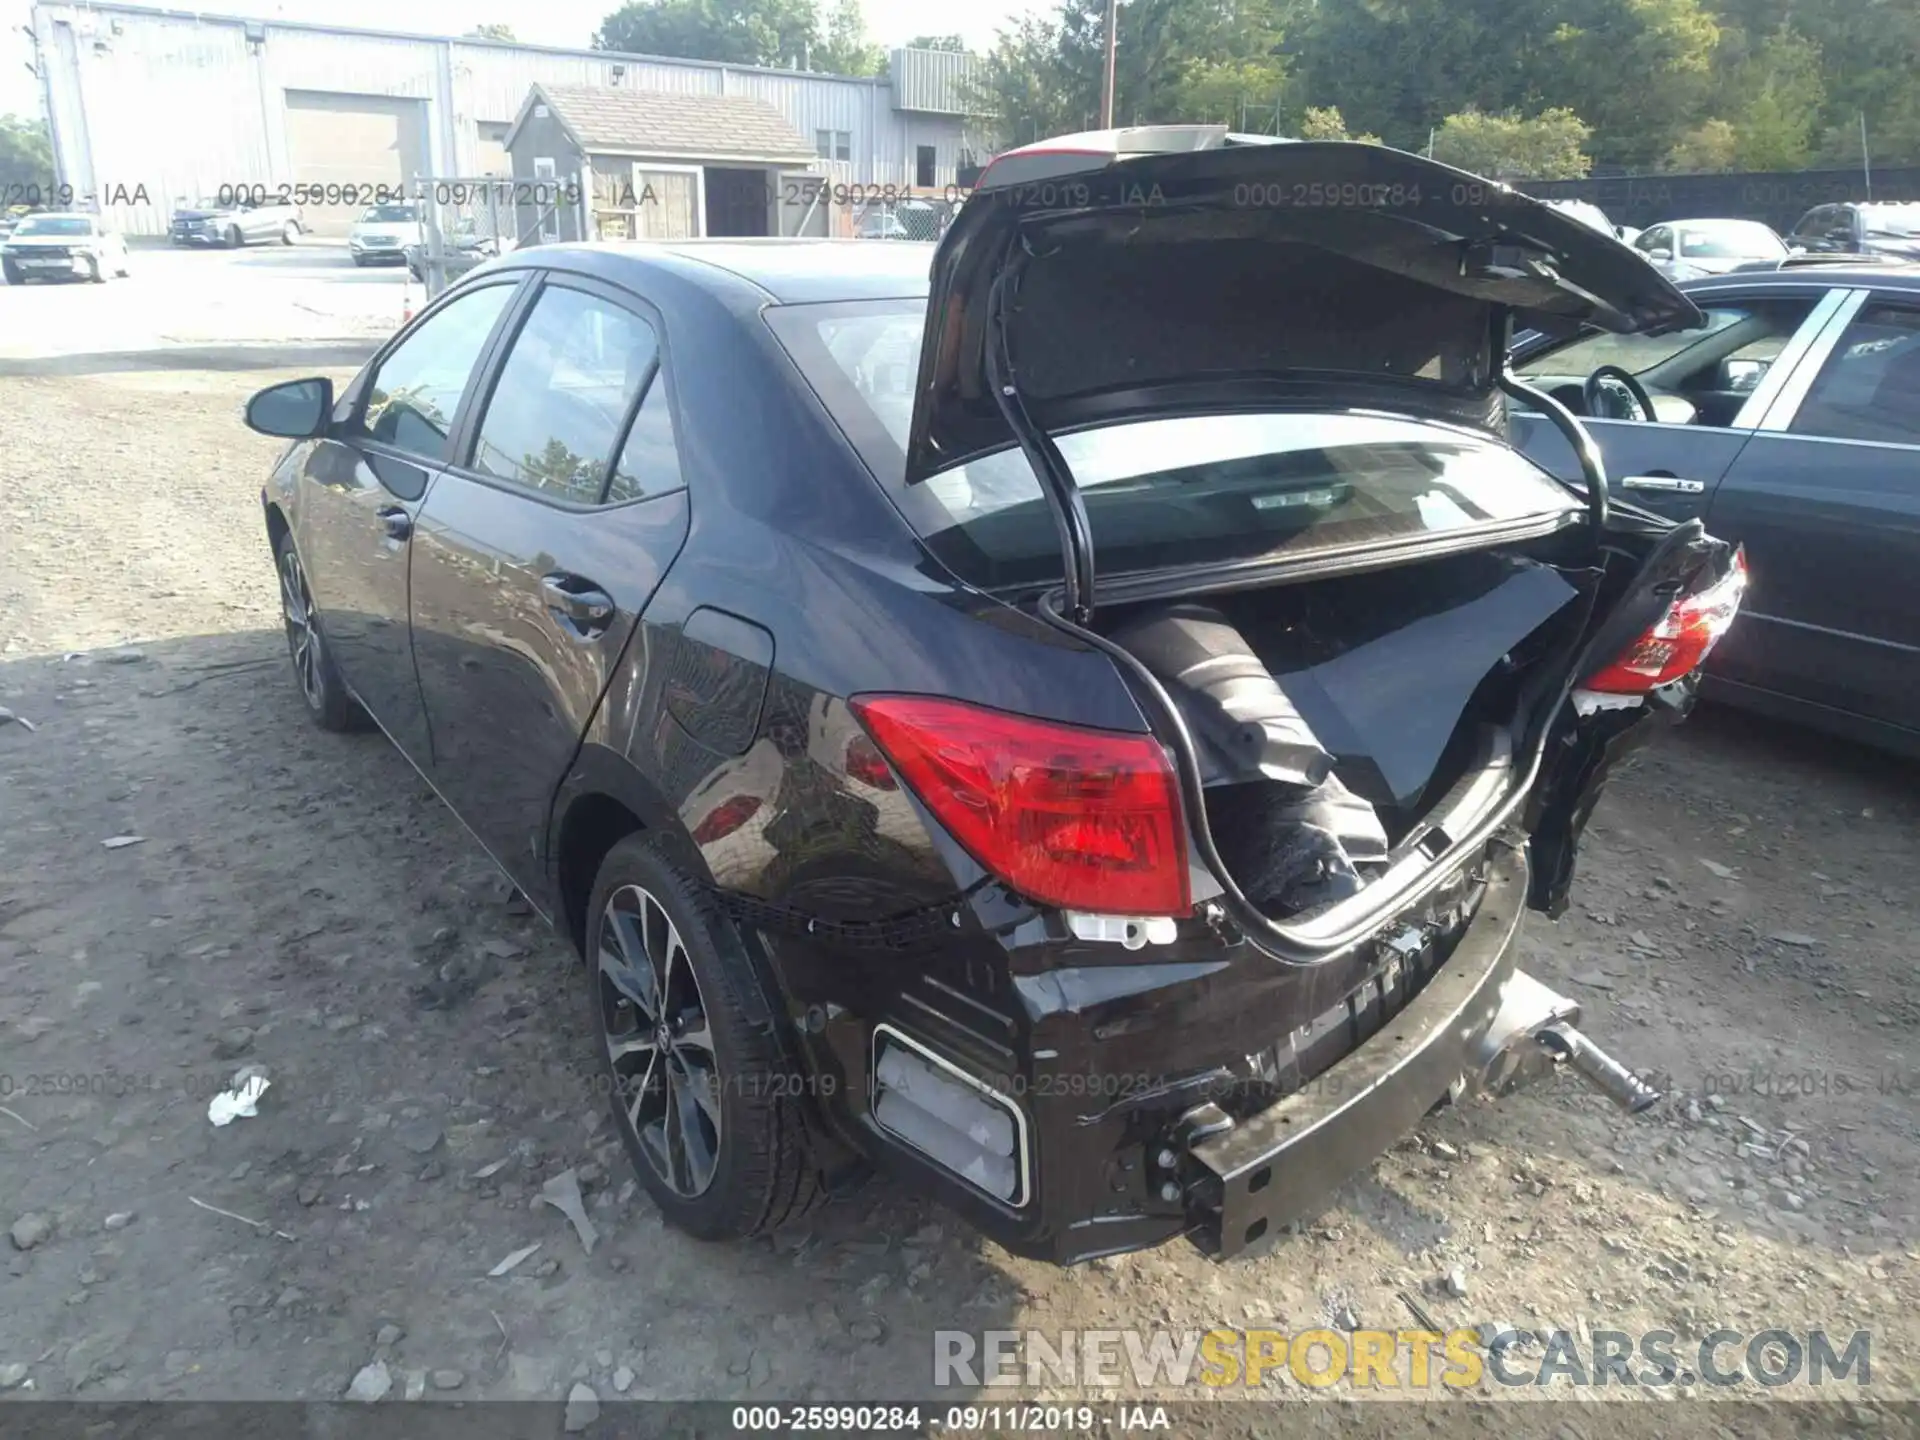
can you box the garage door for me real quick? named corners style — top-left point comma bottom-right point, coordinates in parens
top-left (284, 91), bottom-right (429, 237)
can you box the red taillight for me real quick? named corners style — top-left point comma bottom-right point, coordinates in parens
top-left (691, 794), bottom-right (763, 845)
top-left (1585, 547), bottom-right (1748, 695)
top-left (849, 695), bottom-right (1191, 917)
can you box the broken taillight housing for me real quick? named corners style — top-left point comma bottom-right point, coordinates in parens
top-left (849, 694), bottom-right (1191, 917)
top-left (1585, 547), bottom-right (1748, 694)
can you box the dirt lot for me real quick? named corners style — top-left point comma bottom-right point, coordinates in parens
top-left (2, 359), bottom-right (1919, 1427)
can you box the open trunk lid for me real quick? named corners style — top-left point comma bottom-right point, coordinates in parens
top-left (905, 129), bottom-right (1699, 508)
top-left (874, 129), bottom-right (1730, 969)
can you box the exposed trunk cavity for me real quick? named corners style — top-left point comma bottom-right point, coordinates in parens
top-left (1102, 547), bottom-right (1595, 918)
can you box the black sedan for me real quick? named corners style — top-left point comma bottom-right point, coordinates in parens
top-left (244, 132), bottom-right (1742, 1263)
top-left (1510, 263), bottom-right (1920, 755)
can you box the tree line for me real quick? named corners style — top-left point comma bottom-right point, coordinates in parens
top-left (968, 0), bottom-right (1920, 177)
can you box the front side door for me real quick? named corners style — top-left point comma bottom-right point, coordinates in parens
top-left (1701, 291), bottom-right (1920, 728)
top-left (295, 277), bottom-right (523, 762)
top-left (408, 273), bottom-right (692, 892)
top-left (1508, 288), bottom-right (1841, 523)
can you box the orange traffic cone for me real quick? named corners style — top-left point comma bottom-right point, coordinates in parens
top-left (400, 274), bottom-right (415, 326)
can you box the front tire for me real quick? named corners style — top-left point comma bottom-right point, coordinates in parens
top-left (587, 837), bottom-right (823, 1242)
top-left (2, 260), bottom-right (21, 286)
top-left (227, 225), bottom-right (245, 249)
top-left (281, 220), bottom-right (300, 246)
top-left (273, 532), bottom-right (368, 732)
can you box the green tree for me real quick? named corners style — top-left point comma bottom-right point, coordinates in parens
top-left (0, 115), bottom-right (54, 190)
top-left (595, 0), bottom-right (820, 67)
top-left (966, 14), bottom-right (1085, 145)
top-left (465, 23), bottom-right (517, 40)
top-left (1430, 106), bottom-right (1593, 179)
top-left (1723, 26), bottom-right (1825, 169)
top-left (1290, 0), bottom-right (1713, 164)
top-left (1664, 116), bottom-right (1740, 170)
top-left (1296, 105), bottom-right (1380, 144)
top-left (969, 0), bottom-right (1291, 144)
top-left (814, 0), bottom-right (884, 74)
top-left (903, 34), bottom-right (966, 50)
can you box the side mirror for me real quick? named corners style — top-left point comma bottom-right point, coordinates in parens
top-left (1788, 244), bottom-right (1806, 255)
top-left (245, 377), bottom-right (334, 439)
top-left (1648, 246), bottom-right (1672, 262)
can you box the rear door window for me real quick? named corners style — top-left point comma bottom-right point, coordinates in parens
top-left (1787, 304), bottom-right (1920, 446)
top-left (467, 283), bottom-right (661, 503)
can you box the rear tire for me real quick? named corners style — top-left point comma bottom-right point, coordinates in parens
top-left (586, 836), bottom-right (824, 1242)
top-left (273, 531), bottom-right (369, 732)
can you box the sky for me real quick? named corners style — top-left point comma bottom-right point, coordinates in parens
top-left (1, 0), bottom-right (1031, 122)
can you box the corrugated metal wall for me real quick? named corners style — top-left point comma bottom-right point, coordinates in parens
top-left (33, 3), bottom-right (975, 236)
top-left (888, 48), bottom-right (981, 116)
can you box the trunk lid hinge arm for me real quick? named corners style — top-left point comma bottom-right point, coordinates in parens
top-left (1493, 308), bottom-right (1610, 534)
top-left (984, 232), bottom-right (1099, 625)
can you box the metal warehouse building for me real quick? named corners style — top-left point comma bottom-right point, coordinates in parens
top-left (29, 1), bottom-right (987, 237)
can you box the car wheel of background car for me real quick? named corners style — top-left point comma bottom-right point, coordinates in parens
top-left (1, 260), bottom-right (21, 286)
top-left (86, 256), bottom-right (104, 284)
top-left (586, 835), bottom-right (824, 1242)
top-left (351, 255), bottom-right (367, 268)
top-left (227, 225), bottom-right (245, 249)
top-left (281, 221), bottom-right (299, 246)
top-left (273, 532), bottom-right (369, 732)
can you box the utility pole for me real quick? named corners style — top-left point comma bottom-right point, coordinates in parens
top-left (1861, 112), bottom-right (1873, 200)
top-left (1099, 0), bottom-right (1117, 128)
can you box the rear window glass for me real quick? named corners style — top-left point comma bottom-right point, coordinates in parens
top-left (769, 301), bottom-right (1578, 591)
top-left (14, 216), bottom-right (93, 237)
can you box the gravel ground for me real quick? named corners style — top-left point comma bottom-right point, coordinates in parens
top-left (1, 363), bottom-right (1918, 1429)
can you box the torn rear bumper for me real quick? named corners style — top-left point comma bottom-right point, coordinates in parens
top-left (1187, 845), bottom-right (1530, 1258)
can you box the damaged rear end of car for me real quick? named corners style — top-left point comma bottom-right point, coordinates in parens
top-left (768, 130), bottom-right (1744, 1262)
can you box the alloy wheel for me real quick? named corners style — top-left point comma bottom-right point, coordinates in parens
top-left (597, 884), bottom-right (722, 1197)
top-left (278, 547), bottom-right (323, 710)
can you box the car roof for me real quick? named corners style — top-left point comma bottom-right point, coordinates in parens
top-left (521, 238), bottom-right (936, 305)
top-left (1683, 264), bottom-right (1920, 293)
top-left (14, 211), bottom-right (94, 223)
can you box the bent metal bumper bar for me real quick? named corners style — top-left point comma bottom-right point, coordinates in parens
top-left (1184, 846), bottom-right (1659, 1258)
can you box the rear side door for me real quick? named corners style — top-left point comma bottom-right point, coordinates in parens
top-left (296, 276), bottom-right (523, 762)
top-left (1700, 290), bottom-right (1920, 728)
top-left (409, 271), bottom-right (692, 894)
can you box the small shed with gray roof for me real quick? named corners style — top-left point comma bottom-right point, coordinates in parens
top-left (504, 82), bottom-right (822, 242)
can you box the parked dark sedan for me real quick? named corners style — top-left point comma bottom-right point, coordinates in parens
top-left (1786, 201), bottom-right (1920, 264)
top-left (1511, 264), bottom-right (1920, 755)
top-left (244, 131), bottom-right (1742, 1263)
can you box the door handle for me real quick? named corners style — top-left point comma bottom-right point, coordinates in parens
top-left (377, 506), bottom-right (413, 540)
top-left (1618, 475), bottom-right (1706, 495)
top-left (541, 575), bottom-right (616, 633)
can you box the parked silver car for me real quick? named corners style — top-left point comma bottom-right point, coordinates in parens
top-left (1631, 219), bottom-right (1790, 278)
